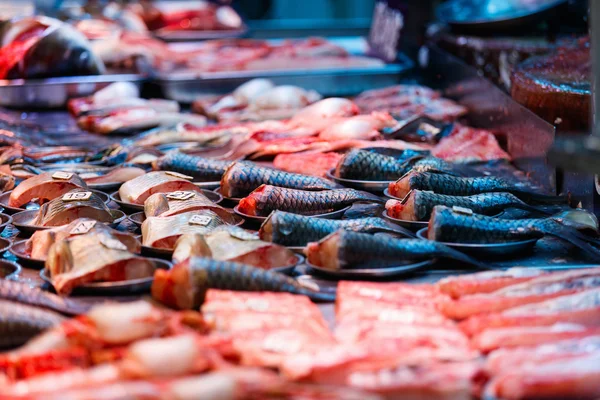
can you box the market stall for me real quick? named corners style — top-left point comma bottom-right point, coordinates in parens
top-left (0, 1), bottom-right (597, 399)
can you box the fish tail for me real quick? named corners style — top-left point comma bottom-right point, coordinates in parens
top-left (437, 244), bottom-right (496, 271)
top-left (537, 222), bottom-right (600, 260)
top-left (511, 189), bottom-right (568, 205)
top-left (513, 203), bottom-right (563, 216)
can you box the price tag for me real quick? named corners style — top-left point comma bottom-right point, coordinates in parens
top-left (62, 191), bottom-right (92, 201)
top-left (100, 236), bottom-right (127, 251)
top-left (167, 191), bottom-right (196, 201)
top-left (452, 206), bottom-right (473, 216)
top-left (52, 171), bottom-right (73, 180)
top-left (368, 0), bottom-right (405, 62)
top-left (69, 220), bottom-right (97, 235)
top-left (165, 171), bottom-right (193, 180)
top-left (189, 214), bottom-right (212, 226)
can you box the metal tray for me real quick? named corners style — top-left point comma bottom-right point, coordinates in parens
top-left (0, 190), bottom-right (110, 214)
top-left (233, 205), bottom-right (350, 224)
top-left (306, 258), bottom-right (434, 279)
top-left (382, 210), bottom-right (428, 231)
top-left (0, 74), bottom-right (145, 109)
top-left (326, 169), bottom-right (391, 192)
top-left (154, 25), bottom-right (249, 42)
top-left (40, 257), bottom-right (171, 295)
top-left (0, 260), bottom-right (21, 280)
top-left (416, 228), bottom-right (538, 258)
top-left (10, 240), bottom-right (44, 269)
top-left (12, 209), bottom-right (126, 236)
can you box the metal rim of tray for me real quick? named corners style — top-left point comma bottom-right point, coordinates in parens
top-left (326, 169), bottom-right (392, 192)
top-left (213, 187), bottom-right (242, 204)
top-left (39, 257), bottom-right (172, 295)
top-left (153, 24), bottom-right (248, 42)
top-left (0, 237), bottom-right (11, 254)
top-left (382, 188), bottom-right (402, 200)
top-left (9, 240), bottom-right (45, 269)
top-left (382, 210), bottom-right (428, 231)
top-left (416, 227), bottom-right (539, 251)
top-left (0, 213), bottom-right (12, 232)
top-left (0, 190), bottom-right (111, 214)
top-left (0, 74), bottom-right (145, 87)
top-left (0, 259), bottom-right (21, 280)
top-left (305, 258), bottom-right (435, 279)
top-left (233, 205), bottom-right (351, 224)
top-left (12, 209), bottom-right (126, 235)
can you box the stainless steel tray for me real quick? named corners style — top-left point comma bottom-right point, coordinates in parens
top-left (0, 74), bottom-right (146, 109)
top-left (154, 24), bottom-right (249, 42)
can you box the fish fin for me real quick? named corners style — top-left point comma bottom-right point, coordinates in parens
top-left (511, 189), bottom-right (568, 205)
top-left (537, 222), bottom-right (600, 260)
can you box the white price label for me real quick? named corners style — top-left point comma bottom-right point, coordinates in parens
top-left (62, 191), bottom-right (92, 201)
top-left (189, 215), bottom-right (212, 226)
top-left (52, 171), bottom-right (73, 180)
top-left (167, 191), bottom-right (196, 201)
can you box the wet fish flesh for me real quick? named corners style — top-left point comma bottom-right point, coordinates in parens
top-left (237, 184), bottom-right (383, 217)
top-left (82, 167), bottom-right (145, 185)
top-left (0, 279), bottom-right (91, 315)
top-left (119, 171), bottom-right (203, 204)
top-left (441, 269), bottom-right (600, 319)
top-left (142, 210), bottom-right (227, 249)
top-left (173, 227), bottom-right (298, 269)
top-left (27, 218), bottom-right (140, 260)
top-left (386, 190), bottom-right (547, 221)
top-left (460, 288), bottom-right (600, 337)
top-left (334, 149), bottom-right (424, 181)
top-left (220, 161), bottom-right (341, 198)
top-left (151, 256), bottom-right (335, 309)
top-left (154, 152), bottom-right (231, 182)
top-left (46, 230), bottom-right (155, 295)
top-left (8, 172), bottom-right (87, 208)
top-left (259, 211), bottom-right (415, 246)
top-left (0, 300), bottom-right (65, 348)
top-left (306, 230), bottom-right (488, 270)
top-left (428, 206), bottom-right (600, 259)
top-left (33, 189), bottom-right (113, 227)
top-left (389, 171), bottom-right (565, 203)
top-left (69, 97), bottom-right (178, 117)
top-left (144, 192), bottom-right (236, 223)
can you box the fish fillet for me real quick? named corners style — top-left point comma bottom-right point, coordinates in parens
top-left (119, 171), bottom-right (203, 204)
top-left (142, 210), bottom-right (226, 249)
top-left (33, 189), bottom-right (113, 227)
top-left (8, 172), bottom-right (87, 208)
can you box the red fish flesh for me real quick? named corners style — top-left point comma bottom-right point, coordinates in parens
top-left (119, 171), bottom-right (203, 204)
top-left (317, 112), bottom-right (397, 141)
top-left (8, 172), bottom-right (87, 208)
top-left (432, 125), bottom-right (511, 162)
top-left (273, 152), bottom-right (343, 177)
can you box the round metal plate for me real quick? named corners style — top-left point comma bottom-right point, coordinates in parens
top-left (305, 259), bottom-right (434, 279)
top-left (382, 210), bottom-right (428, 231)
top-left (0, 259), bottom-right (21, 280)
top-left (382, 188), bottom-right (401, 200)
top-left (0, 237), bottom-right (11, 254)
top-left (40, 258), bottom-right (172, 295)
top-left (326, 169), bottom-right (391, 192)
top-left (416, 228), bottom-right (538, 257)
top-left (213, 187), bottom-right (242, 205)
top-left (233, 205), bottom-right (351, 224)
top-left (88, 181), bottom-right (122, 192)
top-left (0, 189), bottom-right (110, 214)
top-left (193, 181), bottom-right (221, 190)
top-left (9, 240), bottom-right (45, 269)
top-left (12, 209), bottom-right (126, 235)
top-left (128, 212), bottom-right (145, 229)
top-left (141, 245), bottom-right (173, 259)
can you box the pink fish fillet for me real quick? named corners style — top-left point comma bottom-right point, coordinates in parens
top-left (8, 172), bottom-right (87, 208)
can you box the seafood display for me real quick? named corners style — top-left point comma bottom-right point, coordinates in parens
top-left (153, 152), bottom-right (231, 182)
top-left (144, 191), bottom-right (234, 222)
top-left (119, 171), bottom-right (203, 204)
top-left (32, 189), bottom-right (114, 226)
top-left (8, 172), bottom-right (87, 208)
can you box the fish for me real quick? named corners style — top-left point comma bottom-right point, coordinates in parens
top-left (237, 184), bottom-right (383, 217)
top-left (317, 112), bottom-right (397, 141)
top-left (8, 172), bottom-right (87, 208)
top-left (0, 279), bottom-right (91, 315)
top-left (133, 124), bottom-right (248, 148)
top-left (460, 288), bottom-right (600, 337)
top-left (411, 157), bottom-right (457, 175)
top-left (389, 171), bottom-right (565, 204)
top-left (0, 300), bottom-right (66, 348)
top-left (153, 152), bottom-right (231, 182)
top-left (82, 167), bottom-right (146, 185)
top-left (33, 189), bottom-right (113, 227)
top-left (119, 171), bottom-right (203, 204)
top-left (436, 268), bottom-right (547, 299)
top-left (144, 192), bottom-right (236, 223)
top-left (334, 149), bottom-right (423, 181)
top-left (428, 206), bottom-right (600, 260)
top-left (441, 269), bottom-right (600, 319)
top-left (385, 190), bottom-right (550, 222)
top-left (141, 210), bottom-right (227, 249)
top-left (220, 161), bottom-right (341, 198)
top-left (273, 152), bottom-right (343, 177)
top-left (46, 230), bottom-right (156, 295)
top-left (69, 97), bottom-right (179, 117)
top-left (172, 233), bottom-right (212, 264)
top-left (306, 230), bottom-right (489, 270)
top-left (174, 227), bottom-right (298, 269)
top-left (259, 211), bottom-right (415, 246)
top-left (27, 218), bottom-right (141, 260)
top-left (151, 256), bottom-right (335, 309)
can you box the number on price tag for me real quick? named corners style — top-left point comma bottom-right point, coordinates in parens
top-left (52, 171), bottom-right (73, 180)
top-left (167, 191), bottom-right (196, 201)
top-left (62, 191), bottom-right (92, 201)
top-left (165, 171), bottom-right (193, 180)
top-left (69, 220), bottom-right (97, 235)
top-left (189, 215), bottom-right (212, 226)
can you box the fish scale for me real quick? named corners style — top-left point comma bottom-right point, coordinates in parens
top-left (155, 152), bottom-right (231, 181)
top-left (0, 300), bottom-right (66, 348)
top-left (0, 279), bottom-right (90, 315)
top-left (335, 149), bottom-right (410, 181)
top-left (221, 161), bottom-right (340, 198)
top-left (188, 257), bottom-right (335, 302)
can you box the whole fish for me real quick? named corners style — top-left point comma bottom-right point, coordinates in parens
top-left (389, 171), bottom-right (565, 204)
top-left (8, 172), bottom-right (87, 208)
top-left (119, 171), bottom-right (203, 204)
top-left (0, 279), bottom-right (91, 315)
top-left (153, 152), bottom-right (231, 182)
top-left (334, 149), bottom-right (423, 181)
top-left (385, 190), bottom-right (550, 221)
top-left (142, 210), bottom-right (227, 249)
top-left (237, 184), bottom-right (383, 217)
top-left (259, 211), bottom-right (414, 246)
top-left (151, 257), bottom-right (335, 309)
top-left (33, 189), bottom-right (113, 227)
top-left (306, 230), bottom-right (488, 270)
top-left (428, 206), bottom-right (600, 260)
top-left (220, 161), bottom-right (341, 198)
top-left (0, 300), bottom-right (65, 348)
top-left (144, 192), bottom-right (236, 224)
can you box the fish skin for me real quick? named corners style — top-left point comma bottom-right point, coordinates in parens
top-left (411, 157), bottom-right (457, 175)
top-left (334, 149), bottom-right (413, 181)
top-left (143, 192), bottom-right (236, 224)
top-left (0, 279), bottom-right (91, 315)
top-left (8, 172), bottom-right (87, 208)
top-left (238, 184), bottom-right (383, 217)
top-left (119, 171), bottom-right (203, 204)
top-left (84, 167), bottom-right (145, 185)
top-left (154, 152), bottom-right (231, 182)
top-left (220, 161), bottom-right (341, 198)
top-left (142, 210), bottom-right (227, 249)
top-left (306, 230), bottom-right (488, 270)
top-left (0, 299), bottom-right (65, 348)
top-left (259, 211), bottom-right (415, 246)
top-left (33, 189), bottom-right (113, 227)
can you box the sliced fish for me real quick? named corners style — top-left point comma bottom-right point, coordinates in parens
top-left (0, 279), bottom-right (91, 315)
top-left (334, 149), bottom-right (422, 181)
top-left (8, 172), bottom-right (87, 208)
top-left (33, 189), bottom-right (113, 227)
top-left (153, 152), bottom-right (231, 182)
top-left (142, 210), bottom-right (227, 249)
top-left (0, 300), bottom-right (65, 348)
top-left (119, 171), bottom-right (203, 205)
top-left (143, 191), bottom-right (235, 223)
